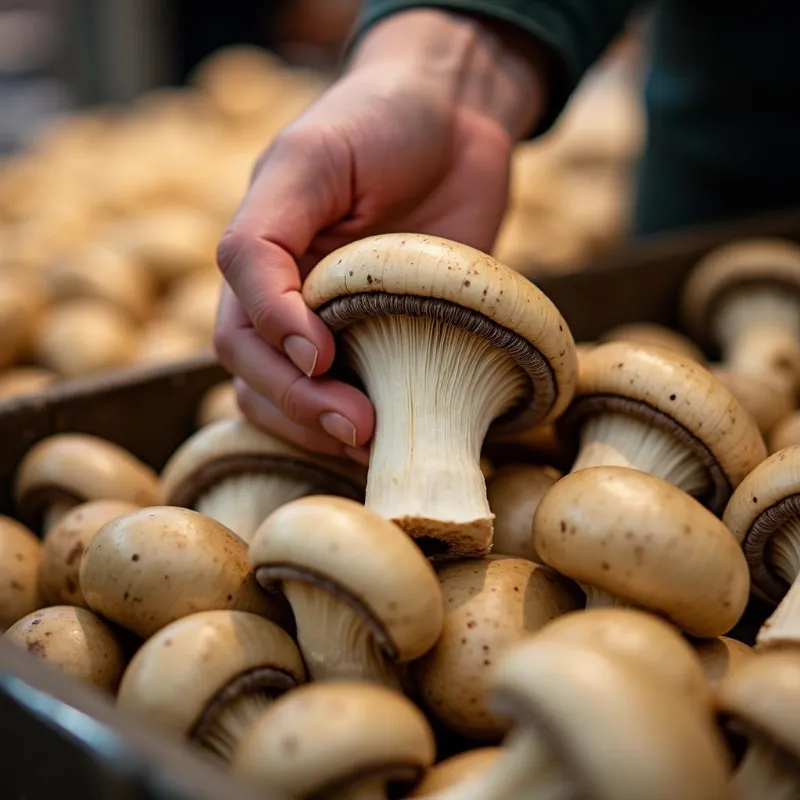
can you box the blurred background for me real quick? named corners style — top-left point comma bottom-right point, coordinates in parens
top-left (0, 0), bottom-right (648, 391)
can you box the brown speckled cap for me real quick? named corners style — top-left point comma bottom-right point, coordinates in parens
top-left (0, 515), bottom-right (42, 631)
top-left (682, 238), bottom-right (800, 351)
top-left (302, 233), bottom-right (577, 428)
top-left (534, 467), bottom-right (750, 637)
top-left (560, 342), bottom-right (767, 513)
top-left (412, 556), bottom-right (581, 739)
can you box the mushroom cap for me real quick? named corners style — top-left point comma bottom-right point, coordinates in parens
top-left (710, 366), bottom-right (793, 437)
top-left (692, 636), bottom-right (756, 688)
top-left (118, 610), bottom-right (305, 738)
top-left (196, 381), bottom-right (240, 428)
top-left (0, 270), bottom-right (49, 368)
top-left (769, 411), bottom-right (800, 454)
top-left (80, 506), bottom-right (286, 638)
top-left (717, 649), bottom-right (800, 760)
top-left (412, 556), bottom-right (582, 739)
top-left (14, 434), bottom-right (161, 530)
top-left (490, 638), bottom-right (730, 800)
top-left (43, 242), bottom-right (154, 322)
top-left (409, 748), bottom-right (501, 795)
top-left (533, 467), bottom-right (750, 637)
top-left (722, 445), bottom-right (800, 602)
top-left (560, 341), bottom-right (767, 512)
top-left (0, 367), bottom-right (58, 401)
top-left (161, 418), bottom-right (365, 509)
top-left (232, 681), bottom-right (435, 796)
top-left (533, 608), bottom-right (712, 708)
top-left (682, 238), bottom-right (800, 349)
top-left (136, 318), bottom-right (208, 365)
top-left (159, 270), bottom-right (222, 342)
top-left (251, 496), bottom-right (443, 663)
top-left (487, 465), bottom-right (562, 561)
top-left (302, 233), bottom-right (577, 427)
top-left (600, 322), bottom-right (706, 363)
top-left (0, 515), bottom-right (43, 631)
top-left (40, 499), bottom-right (141, 607)
top-left (35, 299), bottom-right (139, 378)
top-left (3, 605), bottom-right (126, 693)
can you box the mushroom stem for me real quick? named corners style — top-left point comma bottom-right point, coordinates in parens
top-left (579, 583), bottom-right (634, 610)
top-left (194, 691), bottom-right (274, 761)
top-left (716, 291), bottom-right (800, 394)
top-left (195, 474), bottom-right (314, 543)
top-left (282, 580), bottom-right (402, 690)
top-left (731, 738), bottom-right (800, 800)
top-left (344, 315), bottom-right (526, 544)
top-left (418, 728), bottom-right (571, 800)
top-left (756, 520), bottom-right (800, 649)
top-left (43, 498), bottom-right (79, 535)
top-left (571, 414), bottom-right (711, 496)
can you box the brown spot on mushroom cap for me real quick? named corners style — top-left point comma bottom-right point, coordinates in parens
top-left (118, 610), bottom-right (305, 738)
top-left (534, 467), bottom-right (750, 637)
top-left (409, 747), bottom-right (501, 795)
top-left (559, 342), bottom-right (767, 512)
top-left (251, 496), bottom-right (443, 663)
top-left (682, 238), bottom-right (800, 351)
top-left (80, 506), bottom-right (289, 638)
top-left (160, 418), bottom-right (365, 509)
top-left (412, 556), bottom-right (581, 740)
top-left (39, 499), bottom-right (141, 608)
top-left (231, 681), bottom-right (435, 796)
top-left (490, 638), bottom-right (730, 800)
top-left (3, 605), bottom-right (126, 693)
top-left (0, 515), bottom-right (42, 631)
top-left (14, 433), bottom-right (161, 530)
top-left (717, 649), bottom-right (800, 761)
top-left (302, 233), bottom-right (577, 427)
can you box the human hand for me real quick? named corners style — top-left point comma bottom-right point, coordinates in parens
top-left (214, 9), bottom-right (548, 463)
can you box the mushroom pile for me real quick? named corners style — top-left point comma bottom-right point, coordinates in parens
top-left (5, 231), bottom-right (800, 799)
top-left (0, 46), bottom-right (330, 398)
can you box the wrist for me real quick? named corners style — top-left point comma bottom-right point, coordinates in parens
top-left (347, 9), bottom-right (548, 141)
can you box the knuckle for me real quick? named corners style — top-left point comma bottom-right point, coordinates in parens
top-left (212, 323), bottom-right (236, 371)
top-left (215, 226), bottom-right (249, 280)
top-left (278, 374), bottom-right (309, 425)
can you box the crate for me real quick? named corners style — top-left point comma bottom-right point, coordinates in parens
top-left (1, 206), bottom-right (799, 797)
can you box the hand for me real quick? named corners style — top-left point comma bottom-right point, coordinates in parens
top-left (215, 9), bottom-right (547, 463)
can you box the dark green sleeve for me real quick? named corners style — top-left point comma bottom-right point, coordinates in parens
top-left (351, 0), bottom-right (642, 135)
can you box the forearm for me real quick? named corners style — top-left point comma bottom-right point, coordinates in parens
top-left (347, 9), bottom-right (549, 142)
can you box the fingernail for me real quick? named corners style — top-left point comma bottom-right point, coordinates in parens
top-left (320, 412), bottom-right (357, 447)
top-left (345, 446), bottom-right (370, 466)
top-left (284, 335), bottom-right (318, 377)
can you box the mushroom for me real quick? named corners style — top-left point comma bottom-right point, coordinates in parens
top-left (412, 556), bottom-right (581, 740)
top-left (196, 380), bottom-right (240, 428)
top-left (682, 238), bottom-right (800, 396)
top-left (3, 605), bottom-right (126, 693)
top-left (80, 506), bottom-right (289, 638)
top-left (410, 749), bottom-right (502, 796)
top-left (533, 466), bottom-right (750, 636)
top-left (600, 322), bottom-right (706, 363)
top-left (250, 495), bottom-right (444, 689)
top-left (769, 412), bottom-right (800, 454)
top-left (710, 366), bottom-right (794, 437)
top-left (486, 465), bottom-right (562, 561)
top-left (559, 341), bottom-right (766, 513)
top-left (302, 233), bottom-right (577, 556)
top-left (42, 242), bottom-right (154, 323)
top-left (14, 433), bottom-right (161, 534)
top-left (717, 649), bottom-right (800, 799)
top-left (35, 299), bottom-right (139, 378)
top-left (158, 269), bottom-right (222, 344)
top-left (136, 318), bottom-right (209, 365)
top-left (413, 637), bottom-right (729, 800)
top-left (0, 270), bottom-right (49, 369)
top-left (231, 681), bottom-right (436, 799)
top-left (39, 499), bottom-right (141, 607)
top-left (0, 515), bottom-right (43, 631)
top-left (533, 608), bottom-right (712, 708)
top-left (117, 610), bottom-right (305, 760)
top-left (0, 366), bottom-right (58, 401)
top-left (723, 445), bottom-right (800, 650)
top-left (692, 636), bottom-right (756, 688)
top-left (161, 419), bottom-right (366, 543)
top-left (483, 423), bottom-right (568, 471)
